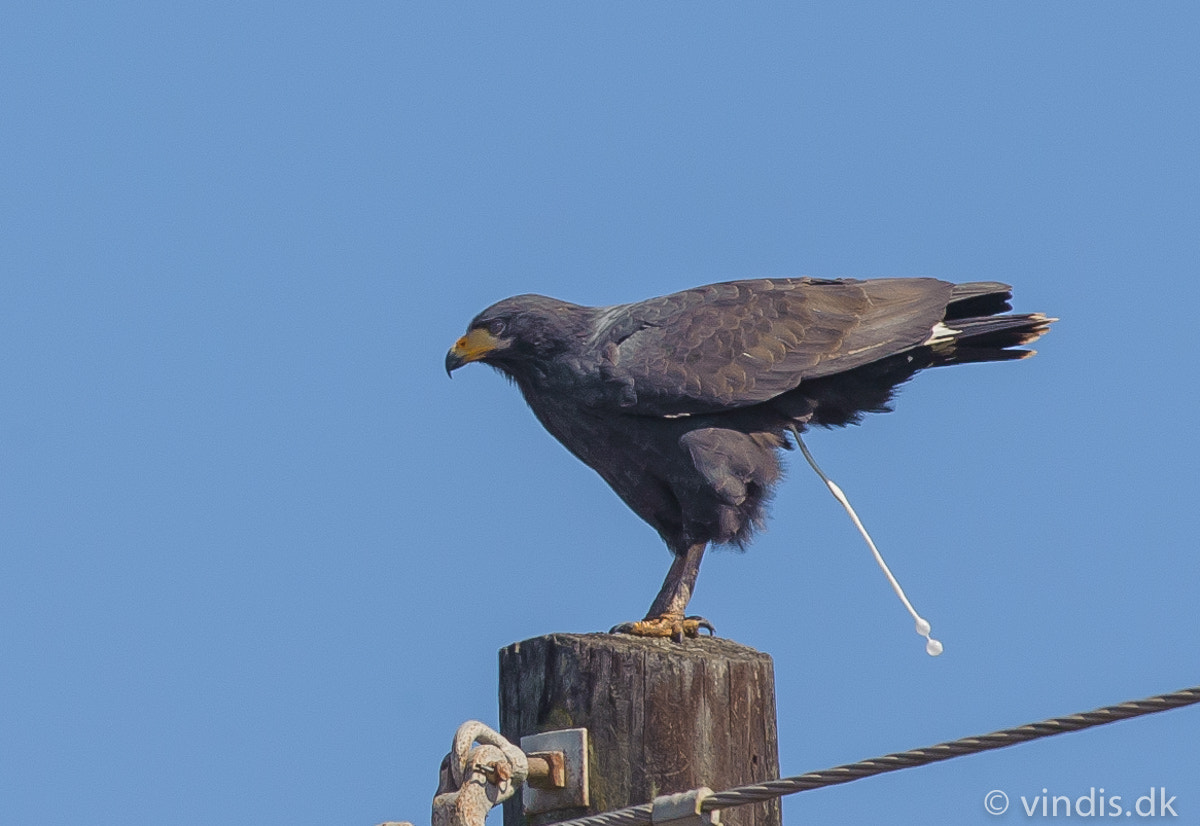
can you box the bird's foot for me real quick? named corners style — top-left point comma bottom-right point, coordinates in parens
top-left (610, 614), bottom-right (715, 642)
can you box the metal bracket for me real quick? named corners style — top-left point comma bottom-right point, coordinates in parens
top-left (520, 728), bottom-right (589, 814)
top-left (652, 788), bottom-right (720, 826)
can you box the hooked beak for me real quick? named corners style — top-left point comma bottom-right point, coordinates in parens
top-left (445, 327), bottom-right (505, 377)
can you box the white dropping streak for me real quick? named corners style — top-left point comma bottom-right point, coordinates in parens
top-left (792, 429), bottom-right (943, 657)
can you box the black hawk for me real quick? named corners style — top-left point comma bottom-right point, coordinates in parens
top-left (446, 278), bottom-right (1053, 639)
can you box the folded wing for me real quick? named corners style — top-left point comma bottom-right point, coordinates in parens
top-left (594, 277), bottom-right (958, 417)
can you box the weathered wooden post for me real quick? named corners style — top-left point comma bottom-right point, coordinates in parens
top-left (499, 633), bottom-right (781, 826)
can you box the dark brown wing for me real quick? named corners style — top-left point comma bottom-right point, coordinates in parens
top-left (591, 277), bottom-right (956, 417)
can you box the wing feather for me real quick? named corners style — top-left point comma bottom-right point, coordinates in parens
top-left (592, 277), bottom-right (955, 416)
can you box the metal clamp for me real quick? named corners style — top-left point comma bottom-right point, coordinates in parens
top-left (428, 721), bottom-right (528, 826)
top-left (651, 788), bottom-right (720, 826)
top-left (379, 724), bottom-right (590, 826)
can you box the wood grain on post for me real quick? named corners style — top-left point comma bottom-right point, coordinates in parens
top-left (499, 633), bottom-right (781, 826)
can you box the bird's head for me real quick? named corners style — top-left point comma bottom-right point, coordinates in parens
top-left (445, 294), bottom-right (587, 378)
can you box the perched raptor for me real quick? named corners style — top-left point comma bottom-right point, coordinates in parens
top-left (446, 277), bottom-right (1053, 639)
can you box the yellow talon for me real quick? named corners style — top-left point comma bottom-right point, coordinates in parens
top-left (610, 615), bottom-right (715, 641)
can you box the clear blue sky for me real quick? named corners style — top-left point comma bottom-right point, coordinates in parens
top-left (3, 4), bottom-right (1198, 825)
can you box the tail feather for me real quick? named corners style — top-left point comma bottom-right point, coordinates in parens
top-left (782, 309), bottom-right (1056, 428)
top-left (946, 281), bottom-right (1013, 319)
top-left (931, 312), bottom-right (1056, 363)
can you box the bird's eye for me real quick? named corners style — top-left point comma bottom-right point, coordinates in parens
top-left (486, 319), bottom-right (507, 337)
